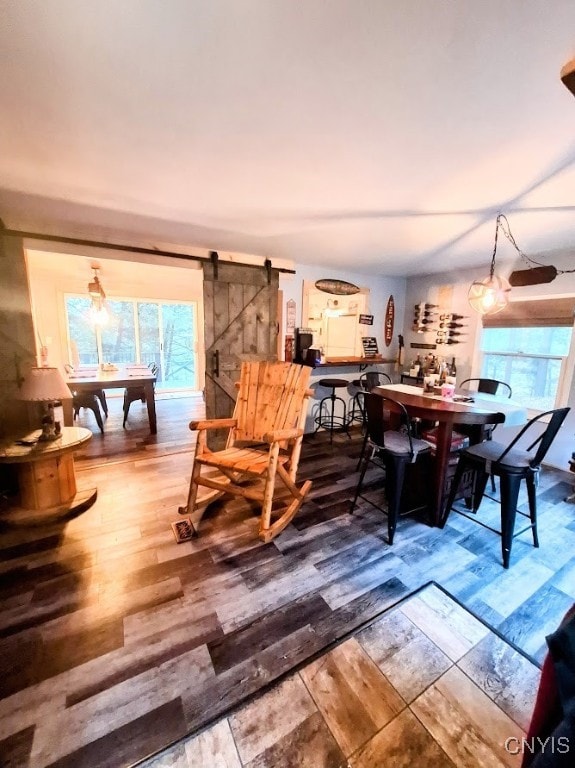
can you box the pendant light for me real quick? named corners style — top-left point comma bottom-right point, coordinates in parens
top-left (468, 215), bottom-right (512, 316)
top-left (87, 267), bottom-right (109, 325)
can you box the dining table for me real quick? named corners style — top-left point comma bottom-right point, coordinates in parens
top-left (64, 365), bottom-right (158, 434)
top-left (372, 383), bottom-right (528, 526)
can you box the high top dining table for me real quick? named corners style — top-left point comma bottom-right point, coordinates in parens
top-left (373, 383), bottom-right (528, 526)
top-left (65, 365), bottom-right (158, 434)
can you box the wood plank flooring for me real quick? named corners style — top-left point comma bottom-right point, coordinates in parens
top-left (0, 395), bottom-right (574, 767)
top-left (143, 584), bottom-right (539, 768)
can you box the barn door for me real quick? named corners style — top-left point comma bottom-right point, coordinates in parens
top-left (203, 258), bottom-right (279, 439)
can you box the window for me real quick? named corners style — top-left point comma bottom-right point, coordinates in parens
top-left (480, 298), bottom-right (575, 412)
top-left (65, 295), bottom-right (198, 391)
top-left (481, 326), bottom-right (572, 411)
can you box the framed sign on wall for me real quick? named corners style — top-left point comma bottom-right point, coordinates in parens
top-left (286, 299), bottom-right (296, 334)
top-left (384, 295), bottom-right (394, 346)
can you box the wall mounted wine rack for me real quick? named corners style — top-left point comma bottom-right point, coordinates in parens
top-left (413, 303), bottom-right (468, 346)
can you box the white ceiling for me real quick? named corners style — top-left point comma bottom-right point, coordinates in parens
top-left (1, 0), bottom-right (575, 276)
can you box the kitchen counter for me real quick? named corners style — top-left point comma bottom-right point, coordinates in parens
top-left (314, 355), bottom-right (394, 369)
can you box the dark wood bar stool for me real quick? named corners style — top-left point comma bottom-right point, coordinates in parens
top-left (314, 378), bottom-right (351, 442)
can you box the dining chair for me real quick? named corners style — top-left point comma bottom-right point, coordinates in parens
top-left (457, 377), bottom-right (513, 491)
top-left (350, 391), bottom-right (432, 544)
top-left (72, 390), bottom-right (104, 433)
top-left (441, 407), bottom-right (570, 568)
top-left (65, 363), bottom-right (108, 417)
top-left (349, 370), bottom-right (393, 427)
top-left (349, 371), bottom-right (393, 469)
top-left (179, 360), bottom-right (313, 542)
top-left (459, 378), bottom-right (513, 398)
top-left (122, 363), bottom-right (158, 427)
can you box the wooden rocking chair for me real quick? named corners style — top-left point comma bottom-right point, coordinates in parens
top-left (179, 360), bottom-right (313, 542)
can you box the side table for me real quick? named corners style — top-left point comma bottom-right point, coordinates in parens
top-left (0, 426), bottom-right (97, 523)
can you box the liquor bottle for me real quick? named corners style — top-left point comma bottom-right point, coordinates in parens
top-left (445, 330), bottom-right (465, 337)
top-left (440, 322), bottom-right (465, 329)
top-left (416, 318), bottom-right (436, 325)
top-left (414, 303), bottom-right (438, 310)
top-left (414, 310), bottom-right (436, 317)
top-left (444, 339), bottom-right (462, 344)
top-left (437, 359), bottom-right (446, 383)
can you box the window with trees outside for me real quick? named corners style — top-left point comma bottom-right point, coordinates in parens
top-left (480, 325), bottom-right (573, 412)
top-left (65, 296), bottom-right (198, 391)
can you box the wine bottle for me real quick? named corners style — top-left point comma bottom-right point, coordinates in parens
top-left (414, 310), bottom-right (436, 317)
top-left (444, 339), bottom-right (462, 344)
top-left (414, 303), bottom-right (438, 310)
top-left (449, 356), bottom-right (457, 376)
top-left (440, 313), bottom-right (467, 321)
top-left (440, 322), bottom-right (465, 329)
top-left (445, 330), bottom-right (465, 337)
top-left (415, 318), bottom-right (436, 325)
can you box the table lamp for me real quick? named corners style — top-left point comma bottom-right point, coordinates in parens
top-left (18, 367), bottom-right (72, 441)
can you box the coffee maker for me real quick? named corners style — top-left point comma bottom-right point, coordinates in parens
top-left (294, 328), bottom-right (313, 364)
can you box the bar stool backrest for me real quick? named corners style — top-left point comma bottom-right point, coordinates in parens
top-left (364, 392), bottom-right (415, 458)
top-left (361, 371), bottom-right (392, 391)
top-left (496, 407), bottom-right (570, 470)
top-left (460, 378), bottom-right (512, 398)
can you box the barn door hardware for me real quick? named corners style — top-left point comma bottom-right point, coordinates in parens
top-left (210, 250), bottom-right (219, 280)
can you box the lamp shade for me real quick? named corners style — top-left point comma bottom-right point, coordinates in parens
top-left (468, 274), bottom-right (511, 316)
top-left (18, 367), bottom-right (73, 401)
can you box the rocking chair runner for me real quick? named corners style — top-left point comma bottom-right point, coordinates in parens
top-left (179, 361), bottom-right (313, 542)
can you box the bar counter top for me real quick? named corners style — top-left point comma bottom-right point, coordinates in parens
top-left (314, 355), bottom-right (394, 368)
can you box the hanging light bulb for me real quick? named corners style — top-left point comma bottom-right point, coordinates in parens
top-left (89, 300), bottom-right (109, 325)
top-left (468, 215), bottom-right (511, 316)
top-left (87, 267), bottom-right (109, 325)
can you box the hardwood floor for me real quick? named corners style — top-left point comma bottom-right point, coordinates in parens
top-left (143, 584), bottom-right (539, 767)
top-left (0, 394), bottom-right (574, 767)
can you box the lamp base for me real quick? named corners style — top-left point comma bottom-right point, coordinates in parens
top-left (39, 403), bottom-right (61, 441)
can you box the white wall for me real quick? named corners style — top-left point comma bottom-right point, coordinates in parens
top-left (25, 248), bottom-right (206, 389)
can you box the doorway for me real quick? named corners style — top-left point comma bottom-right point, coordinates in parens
top-left (25, 249), bottom-right (205, 394)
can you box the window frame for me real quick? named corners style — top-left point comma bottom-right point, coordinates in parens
top-left (475, 300), bottom-right (575, 415)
